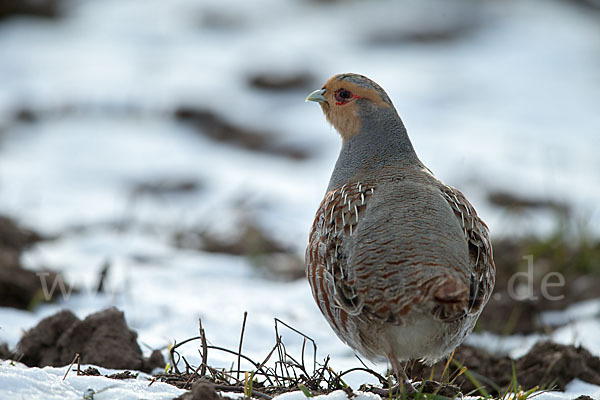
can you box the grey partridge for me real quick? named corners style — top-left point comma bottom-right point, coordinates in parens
top-left (305, 73), bottom-right (495, 386)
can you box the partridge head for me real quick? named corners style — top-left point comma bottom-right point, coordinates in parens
top-left (305, 73), bottom-right (495, 387)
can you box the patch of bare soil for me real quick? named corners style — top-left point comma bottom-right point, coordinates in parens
top-left (16, 307), bottom-right (164, 373)
top-left (173, 222), bottom-right (305, 280)
top-left (0, 0), bottom-right (64, 20)
top-left (475, 189), bottom-right (599, 335)
top-left (130, 178), bottom-right (202, 198)
top-left (487, 190), bottom-right (570, 214)
top-left (365, 3), bottom-right (481, 46)
top-left (476, 235), bottom-right (600, 334)
top-left (247, 72), bottom-right (315, 91)
top-left (0, 216), bottom-right (69, 309)
top-left (173, 107), bottom-right (311, 160)
top-left (411, 342), bottom-right (600, 395)
top-left (174, 223), bottom-right (290, 256)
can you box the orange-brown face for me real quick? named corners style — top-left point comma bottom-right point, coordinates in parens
top-left (306, 74), bottom-right (391, 141)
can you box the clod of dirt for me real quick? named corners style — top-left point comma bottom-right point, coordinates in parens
top-left (0, 264), bottom-right (68, 309)
top-left (0, 217), bottom-right (38, 259)
top-left (145, 349), bottom-right (166, 372)
top-left (411, 342), bottom-right (600, 395)
top-left (191, 382), bottom-right (225, 400)
top-left (68, 307), bottom-right (144, 371)
top-left (16, 309), bottom-right (80, 366)
top-left (0, 343), bottom-right (11, 360)
top-left (106, 371), bottom-right (137, 380)
top-left (0, 264), bottom-right (63, 310)
top-left (0, 216), bottom-right (68, 309)
top-left (248, 72), bottom-right (314, 91)
top-left (174, 382), bottom-right (227, 400)
top-left (17, 307), bottom-right (164, 373)
top-left (0, 216), bottom-right (42, 250)
top-left (0, 0), bottom-right (63, 20)
top-left (80, 367), bottom-right (102, 376)
top-left (517, 342), bottom-right (600, 390)
top-left (174, 107), bottom-right (310, 160)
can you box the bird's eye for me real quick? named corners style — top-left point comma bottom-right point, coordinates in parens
top-left (335, 89), bottom-right (355, 104)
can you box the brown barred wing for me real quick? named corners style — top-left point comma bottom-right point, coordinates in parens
top-left (440, 185), bottom-right (496, 316)
top-left (305, 182), bottom-right (375, 336)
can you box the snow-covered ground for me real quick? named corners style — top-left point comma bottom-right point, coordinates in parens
top-left (2, 361), bottom-right (600, 400)
top-left (0, 361), bottom-right (185, 400)
top-left (0, 0), bottom-right (599, 398)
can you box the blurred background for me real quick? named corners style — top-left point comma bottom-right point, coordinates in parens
top-left (0, 0), bottom-right (599, 390)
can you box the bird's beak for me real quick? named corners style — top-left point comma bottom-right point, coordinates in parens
top-left (305, 89), bottom-right (328, 104)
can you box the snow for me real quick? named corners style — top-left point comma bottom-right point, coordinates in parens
top-left (1, 361), bottom-right (599, 400)
top-left (541, 299), bottom-right (600, 328)
top-left (275, 390), bottom-right (381, 400)
top-left (533, 380), bottom-right (600, 400)
top-left (0, 361), bottom-right (185, 400)
top-left (467, 299), bottom-right (600, 360)
top-left (468, 325), bottom-right (600, 361)
top-left (0, 0), bottom-right (598, 238)
top-left (0, 0), bottom-right (599, 398)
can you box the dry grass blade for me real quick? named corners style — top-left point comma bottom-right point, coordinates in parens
top-left (199, 318), bottom-right (208, 377)
top-left (237, 311), bottom-right (248, 381)
top-left (274, 318), bottom-right (317, 373)
top-left (157, 313), bottom-right (454, 398)
top-left (62, 353), bottom-right (80, 380)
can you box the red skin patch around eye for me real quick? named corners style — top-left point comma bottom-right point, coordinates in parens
top-left (336, 94), bottom-right (360, 106)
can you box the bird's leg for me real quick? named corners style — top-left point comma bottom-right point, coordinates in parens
top-left (388, 355), bottom-right (417, 394)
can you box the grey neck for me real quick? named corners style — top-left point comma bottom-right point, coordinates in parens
top-left (327, 107), bottom-right (422, 191)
